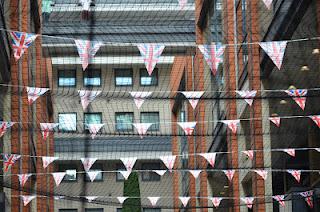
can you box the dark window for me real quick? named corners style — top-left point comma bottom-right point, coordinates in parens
top-left (84, 164), bottom-right (103, 182)
top-left (141, 163), bottom-right (161, 181)
top-left (140, 112), bottom-right (159, 131)
top-left (58, 69), bottom-right (76, 87)
top-left (83, 69), bottom-right (101, 86)
top-left (116, 209), bottom-right (122, 212)
top-left (59, 210), bottom-right (77, 212)
top-left (85, 208), bottom-right (103, 212)
top-left (58, 164), bottom-right (77, 182)
top-left (58, 113), bottom-right (77, 132)
top-left (115, 68), bottom-right (133, 86)
top-left (116, 164), bottom-right (126, 181)
top-left (140, 68), bottom-right (158, 86)
top-left (84, 113), bottom-right (102, 130)
top-left (143, 209), bottom-right (161, 212)
top-left (115, 112), bottom-right (134, 131)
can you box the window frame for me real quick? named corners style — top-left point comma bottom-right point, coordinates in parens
top-left (83, 69), bottom-right (102, 87)
top-left (57, 164), bottom-right (78, 182)
top-left (139, 68), bottom-right (158, 86)
top-left (140, 112), bottom-right (160, 131)
top-left (58, 112), bottom-right (77, 132)
top-left (115, 112), bottom-right (134, 132)
top-left (141, 162), bottom-right (161, 182)
top-left (58, 69), bottom-right (77, 87)
top-left (114, 68), bottom-right (133, 87)
top-left (84, 112), bottom-right (103, 130)
top-left (84, 208), bottom-right (103, 212)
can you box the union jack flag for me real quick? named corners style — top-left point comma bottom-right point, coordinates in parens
top-left (10, 31), bottom-right (38, 60)
top-left (198, 43), bottom-right (225, 76)
top-left (285, 89), bottom-right (308, 110)
top-left (3, 154), bottom-right (21, 172)
top-left (137, 43), bottom-right (165, 76)
top-left (259, 41), bottom-right (287, 70)
top-left (0, 121), bottom-right (15, 137)
top-left (75, 40), bottom-right (103, 70)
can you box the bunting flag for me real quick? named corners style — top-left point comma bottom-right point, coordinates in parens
top-left (148, 197), bottom-right (160, 207)
top-left (54, 196), bottom-right (65, 200)
top-left (10, 31), bottom-right (38, 60)
top-left (75, 39), bottom-right (103, 70)
top-left (0, 121), bottom-right (15, 137)
top-left (309, 115), bottom-right (320, 128)
top-left (18, 174), bottom-right (32, 187)
top-left (179, 197), bottom-right (190, 207)
top-left (80, 0), bottom-right (91, 11)
top-left (285, 89), bottom-right (307, 110)
top-left (181, 91), bottom-right (204, 109)
top-left (254, 170), bottom-right (268, 180)
top-left (119, 170), bottom-right (131, 180)
top-left (178, 0), bottom-right (187, 10)
top-left (269, 117), bottom-right (281, 127)
top-left (40, 123), bottom-right (58, 141)
top-left (282, 149), bottom-right (295, 157)
top-left (177, 122), bottom-right (197, 136)
top-left (3, 154), bottom-right (21, 172)
top-left (198, 43), bottom-right (225, 76)
top-left (153, 170), bottom-right (166, 176)
top-left (259, 41), bottom-right (287, 70)
top-left (117, 196), bottom-right (128, 204)
top-left (221, 120), bottom-right (240, 134)
top-left (236, 90), bottom-right (257, 106)
top-left (120, 157), bottom-right (137, 171)
top-left (189, 170), bottom-right (202, 179)
top-left (223, 170), bottom-right (235, 182)
top-left (262, 0), bottom-right (273, 10)
top-left (81, 158), bottom-right (98, 172)
top-left (242, 150), bottom-right (254, 160)
top-left (86, 123), bottom-right (105, 139)
top-left (211, 197), bottom-right (223, 208)
top-left (159, 155), bottom-right (176, 172)
top-left (241, 197), bottom-right (254, 209)
top-left (299, 190), bottom-right (313, 208)
top-left (85, 196), bottom-right (98, 203)
top-left (129, 92), bottom-right (153, 109)
top-left (52, 172), bottom-right (66, 186)
top-left (87, 171), bottom-right (101, 182)
top-left (78, 90), bottom-right (101, 110)
top-left (315, 148), bottom-right (320, 152)
top-left (287, 170), bottom-right (301, 183)
top-left (273, 195), bottom-right (285, 207)
top-left (42, 156), bottom-right (58, 169)
top-left (26, 87), bottom-right (49, 105)
top-left (133, 123), bottom-right (153, 138)
top-left (21, 195), bottom-right (36, 206)
top-left (199, 153), bottom-right (216, 167)
top-left (137, 43), bottom-right (165, 76)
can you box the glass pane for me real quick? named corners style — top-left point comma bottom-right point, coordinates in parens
top-left (84, 113), bottom-right (102, 124)
top-left (116, 113), bottom-right (133, 131)
top-left (58, 114), bottom-right (76, 131)
top-left (116, 77), bottom-right (132, 86)
top-left (84, 77), bottom-right (101, 86)
top-left (58, 70), bottom-right (76, 86)
top-left (115, 69), bottom-right (132, 86)
top-left (141, 113), bottom-right (159, 131)
top-left (85, 208), bottom-right (103, 212)
top-left (142, 163), bottom-right (160, 181)
top-left (140, 69), bottom-right (158, 86)
top-left (64, 169), bottom-right (77, 181)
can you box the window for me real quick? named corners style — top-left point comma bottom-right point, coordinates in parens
top-left (115, 112), bottom-right (134, 131)
top-left (58, 69), bottom-right (76, 87)
top-left (140, 68), bottom-right (158, 86)
top-left (58, 164), bottom-right (77, 182)
top-left (141, 163), bottom-right (161, 181)
top-left (140, 112), bottom-right (159, 131)
top-left (58, 113), bottom-right (77, 132)
top-left (116, 164), bottom-right (126, 181)
top-left (116, 209), bottom-right (122, 212)
top-left (59, 210), bottom-right (77, 212)
top-left (115, 68), bottom-right (133, 86)
top-left (85, 209), bottom-right (103, 212)
top-left (143, 209), bottom-right (161, 212)
top-left (84, 69), bottom-right (101, 86)
top-left (85, 164), bottom-right (103, 182)
top-left (84, 113), bottom-right (102, 130)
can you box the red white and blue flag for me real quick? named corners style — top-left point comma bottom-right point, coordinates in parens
top-left (3, 154), bottom-right (21, 172)
top-left (262, 0), bottom-right (273, 10)
top-left (178, 0), bottom-right (187, 10)
top-left (285, 89), bottom-right (307, 110)
top-left (10, 31), bottom-right (38, 60)
top-left (273, 195), bottom-right (285, 207)
top-left (75, 40), bottom-right (103, 70)
top-left (26, 86), bottom-right (49, 105)
top-left (309, 115), bottom-right (320, 128)
top-left (259, 41), bottom-right (287, 70)
top-left (137, 43), bottom-right (165, 76)
top-left (0, 121), bottom-right (15, 137)
top-left (198, 43), bottom-right (225, 76)
top-left (236, 90), bottom-right (257, 106)
top-left (300, 190), bottom-right (313, 208)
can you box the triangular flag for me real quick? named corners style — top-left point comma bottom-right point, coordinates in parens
top-left (120, 157), bottom-right (137, 171)
top-left (81, 158), bottom-right (98, 172)
top-left (21, 195), bottom-right (36, 206)
top-left (153, 170), bottom-right (166, 176)
top-left (314, 148), bottom-right (320, 152)
top-left (282, 149), bottom-right (295, 157)
top-left (117, 196), bottom-right (128, 204)
top-left (87, 171), bottom-right (101, 182)
top-left (54, 196), bottom-right (65, 200)
top-left (26, 87), bottom-right (49, 105)
top-left (177, 122), bottom-right (197, 136)
top-left (189, 170), bottom-right (202, 179)
top-left (273, 195), bottom-right (285, 207)
top-left (198, 43), bottom-right (225, 76)
top-left (262, 0), bottom-right (273, 10)
top-left (199, 153), bottom-right (216, 167)
top-left (223, 170), bottom-right (235, 182)
top-left (221, 120), bottom-right (240, 134)
top-left (242, 150), bottom-right (254, 160)
top-left (85, 196), bottom-right (98, 203)
top-left (285, 89), bottom-right (308, 110)
top-left (0, 121), bottom-right (15, 137)
top-left (86, 123), bottom-right (105, 139)
top-left (80, 0), bottom-right (91, 11)
top-left (133, 123), bottom-right (153, 138)
top-left (160, 155), bottom-right (176, 172)
top-left (42, 156), bottom-right (58, 169)
top-left (18, 174), bottom-right (32, 187)
top-left (129, 92), bottom-right (153, 109)
top-left (78, 90), bottom-right (101, 110)
top-left (137, 44), bottom-right (165, 76)
top-left (75, 39), bottom-right (103, 70)
top-left (179, 197), bottom-right (190, 207)
top-left (269, 117), bottom-right (281, 127)
top-left (259, 41), bottom-right (287, 70)
top-left (52, 172), bottom-right (66, 186)
top-left (254, 170), bottom-right (268, 180)
top-left (211, 197), bottom-right (223, 208)
top-left (10, 31), bottom-right (38, 60)
top-left (40, 123), bottom-right (58, 141)
top-left (300, 190), bottom-right (313, 208)
top-left (236, 90), bottom-right (257, 106)
top-left (178, 0), bottom-right (187, 10)
top-left (148, 197), bottom-right (160, 207)
top-left (287, 170), bottom-right (301, 183)
top-left (181, 91), bottom-right (204, 109)
top-left (309, 115), bottom-right (320, 128)
top-left (241, 197), bottom-right (254, 209)
top-left (119, 170), bottom-right (131, 180)
top-left (3, 154), bottom-right (21, 172)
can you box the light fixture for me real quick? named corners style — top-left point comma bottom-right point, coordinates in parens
top-left (288, 85), bottom-right (296, 90)
top-left (301, 65), bottom-right (310, 71)
top-left (280, 100), bottom-right (287, 104)
top-left (224, 186), bottom-right (229, 189)
top-left (271, 113), bottom-right (279, 117)
top-left (312, 48), bottom-right (320, 54)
